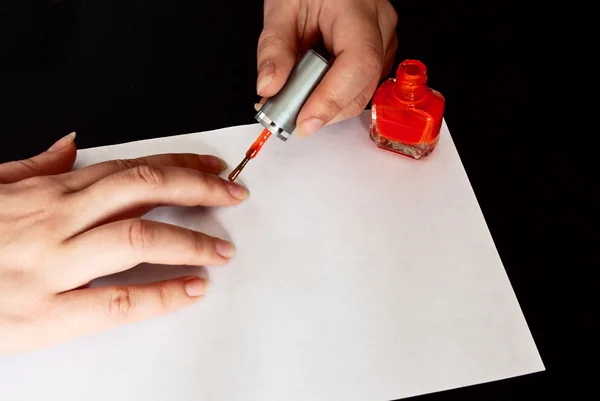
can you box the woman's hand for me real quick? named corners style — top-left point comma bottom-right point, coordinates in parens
top-left (256, 0), bottom-right (398, 135)
top-left (0, 133), bottom-right (247, 354)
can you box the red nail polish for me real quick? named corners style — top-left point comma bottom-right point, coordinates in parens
top-left (370, 60), bottom-right (445, 159)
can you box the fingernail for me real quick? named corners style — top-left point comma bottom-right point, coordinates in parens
top-left (184, 277), bottom-right (207, 297)
top-left (226, 181), bottom-right (249, 200)
top-left (215, 238), bottom-right (236, 258)
top-left (297, 118), bottom-right (324, 137)
top-left (257, 62), bottom-right (275, 95)
top-left (254, 103), bottom-right (262, 112)
top-left (48, 132), bottom-right (76, 152)
top-left (200, 155), bottom-right (227, 171)
top-left (294, 130), bottom-right (307, 139)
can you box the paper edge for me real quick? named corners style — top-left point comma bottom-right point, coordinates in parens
top-left (439, 118), bottom-right (545, 371)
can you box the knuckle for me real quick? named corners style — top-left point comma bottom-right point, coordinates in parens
top-left (107, 286), bottom-right (135, 319)
top-left (112, 158), bottom-right (146, 171)
top-left (357, 45), bottom-right (384, 77)
top-left (192, 231), bottom-right (209, 255)
top-left (321, 96), bottom-right (346, 116)
top-left (355, 90), bottom-right (371, 109)
top-left (126, 219), bottom-right (154, 249)
top-left (203, 174), bottom-right (221, 193)
top-left (18, 175), bottom-right (49, 188)
top-left (257, 32), bottom-right (286, 57)
top-left (13, 175), bottom-right (63, 195)
top-left (17, 158), bottom-right (41, 174)
top-left (386, 5), bottom-right (398, 27)
top-left (348, 92), bottom-right (371, 117)
top-left (190, 171), bottom-right (214, 193)
top-left (377, 0), bottom-right (398, 27)
top-left (157, 283), bottom-right (171, 311)
top-left (130, 164), bottom-right (164, 186)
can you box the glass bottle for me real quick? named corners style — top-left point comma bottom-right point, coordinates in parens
top-left (370, 59), bottom-right (445, 159)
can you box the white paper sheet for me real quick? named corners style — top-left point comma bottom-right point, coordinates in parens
top-left (0, 112), bottom-right (543, 401)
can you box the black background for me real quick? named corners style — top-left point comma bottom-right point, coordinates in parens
top-left (0, 1), bottom-right (576, 400)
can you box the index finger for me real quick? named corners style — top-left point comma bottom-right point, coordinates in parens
top-left (60, 153), bottom-right (227, 191)
top-left (296, 12), bottom-right (384, 136)
top-left (64, 165), bottom-right (249, 236)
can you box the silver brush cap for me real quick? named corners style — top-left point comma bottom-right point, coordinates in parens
top-left (255, 49), bottom-right (330, 141)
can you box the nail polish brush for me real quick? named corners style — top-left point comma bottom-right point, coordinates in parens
top-left (228, 47), bottom-right (331, 181)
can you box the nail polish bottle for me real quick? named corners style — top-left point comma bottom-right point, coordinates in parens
top-left (370, 60), bottom-right (445, 159)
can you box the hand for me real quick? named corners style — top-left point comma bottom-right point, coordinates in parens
top-left (0, 133), bottom-right (248, 354)
top-left (255, 0), bottom-right (398, 136)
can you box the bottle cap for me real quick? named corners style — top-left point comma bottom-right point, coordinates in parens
top-left (255, 49), bottom-right (330, 141)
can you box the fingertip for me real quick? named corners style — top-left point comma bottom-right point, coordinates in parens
top-left (256, 49), bottom-right (296, 97)
top-left (48, 132), bottom-right (76, 153)
top-left (184, 276), bottom-right (208, 297)
top-left (296, 118), bottom-right (325, 137)
top-left (54, 132), bottom-right (78, 167)
top-left (226, 181), bottom-right (250, 201)
top-left (215, 238), bottom-right (236, 259)
top-left (62, 136), bottom-right (78, 159)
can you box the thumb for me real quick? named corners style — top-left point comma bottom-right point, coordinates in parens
top-left (51, 276), bottom-right (207, 342)
top-left (0, 132), bottom-right (77, 184)
top-left (256, 3), bottom-right (299, 97)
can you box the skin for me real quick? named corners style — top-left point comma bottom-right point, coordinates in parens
top-left (1, 0), bottom-right (398, 354)
top-left (255, 0), bottom-right (398, 135)
top-left (0, 133), bottom-right (247, 354)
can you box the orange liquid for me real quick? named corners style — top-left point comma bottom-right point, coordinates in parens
top-left (228, 128), bottom-right (272, 181)
top-left (246, 128), bottom-right (272, 159)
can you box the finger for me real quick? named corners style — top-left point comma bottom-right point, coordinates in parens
top-left (61, 153), bottom-right (226, 191)
top-left (323, 4), bottom-right (399, 128)
top-left (52, 276), bottom-right (207, 341)
top-left (66, 165), bottom-right (248, 233)
top-left (376, 0), bottom-right (399, 56)
top-left (60, 219), bottom-right (234, 286)
top-left (324, 13), bottom-right (398, 128)
top-left (0, 132), bottom-right (77, 184)
top-left (326, 36), bottom-right (397, 127)
top-left (254, 96), bottom-right (268, 112)
top-left (377, 1), bottom-right (399, 79)
top-left (382, 35), bottom-right (398, 79)
top-left (296, 13), bottom-right (385, 136)
top-left (326, 77), bottom-right (380, 126)
top-left (256, 0), bottom-right (299, 97)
